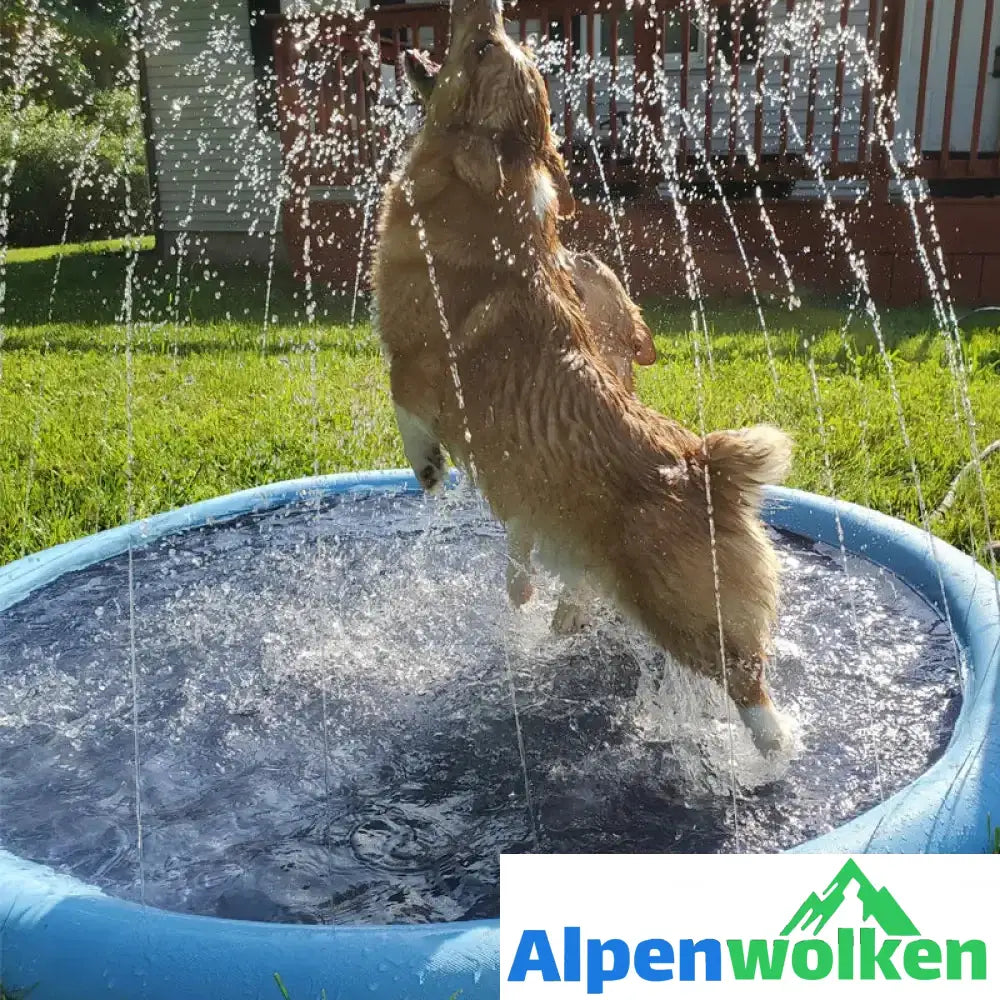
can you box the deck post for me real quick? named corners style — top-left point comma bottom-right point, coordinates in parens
top-left (872, 0), bottom-right (906, 202)
top-left (633, 0), bottom-right (661, 186)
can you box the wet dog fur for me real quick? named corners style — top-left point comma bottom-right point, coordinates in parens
top-left (404, 47), bottom-right (655, 623)
top-left (374, 0), bottom-right (793, 752)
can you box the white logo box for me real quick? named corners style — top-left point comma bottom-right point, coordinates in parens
top-left (500, 854), bottom-right (998, 998)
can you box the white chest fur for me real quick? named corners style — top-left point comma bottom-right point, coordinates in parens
top-left (531, 169), bottom-right (557, 221)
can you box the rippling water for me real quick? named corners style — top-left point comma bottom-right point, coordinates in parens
top-left (0, 488), bottom-right (959, 923)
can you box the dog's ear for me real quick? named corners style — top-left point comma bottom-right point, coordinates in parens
top-left (631, 318), bottom-right (656, 366)
top-left (453, 134), bottom-right (504, 198)
top-left (403, 50), bottom-right (437, 104)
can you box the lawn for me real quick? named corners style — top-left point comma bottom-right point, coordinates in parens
top-left (1, 240), bottom-right (999, 569)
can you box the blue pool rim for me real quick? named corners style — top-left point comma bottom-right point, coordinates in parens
top-left (0, 470), bottom-right (998, 1000)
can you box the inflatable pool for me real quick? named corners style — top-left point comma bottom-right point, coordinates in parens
top-left (0, 471), bottom-right (997, 1000)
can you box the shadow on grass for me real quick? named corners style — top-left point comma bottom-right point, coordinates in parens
top-left (3, 246), bottom-right (357, 331)
top-left (646, 298), bottom-right (1000, 370)
top-left (6, 246), bottom-right (998, 373)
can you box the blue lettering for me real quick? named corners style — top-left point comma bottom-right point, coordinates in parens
top-left (586, 938), bottom-right (630, 995)
top-left (564, 927), bottom-right (581, 982)
top-left (679, 938), bottom-right (722, 981)
top-left (507, 930), bottom-right (561, 982)
top-left (635, 939), bottom-right (674, 982)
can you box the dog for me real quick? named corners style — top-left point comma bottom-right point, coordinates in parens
top-left (403, 46), bottom-right (655, 625)
top-left (403, 47), bottom-right (655, 388)
top-left (374, 0), bottom-right (793, 752)
top-left (506, 249), bottom-right (660, 631)
top-left (511, 250), bottom-right (660, 631)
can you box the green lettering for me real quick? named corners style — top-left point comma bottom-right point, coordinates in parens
top-left (792, 940), bottom-right (834, 980)
top-left (859, 929), bottom-right (901, 980)
top-left (946, 940), bottom-right (987, 980)
top-left (726, 940), bottom-right (788, 980)
top-left (837, 928), bottom-right (854, 979)
top-left (903, 940), bottom-right (941, 980)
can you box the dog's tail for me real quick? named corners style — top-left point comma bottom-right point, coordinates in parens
top-left (702, 424), bottom-right (793, 511)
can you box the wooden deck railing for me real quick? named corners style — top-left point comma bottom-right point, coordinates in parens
top-left (270, 3), bottom-right (449, 188)
top-left (271, 1), bottom-right (1000, 194)
top-left (906, 0), bottom-right (1000, 179)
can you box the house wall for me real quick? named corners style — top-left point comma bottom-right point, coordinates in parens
top-left (144, 0), bottom-right (284, 257)
top-left (143, 0), bottom-right (374, 259)
top-left (142, 0), bottom-right (1000, 260)
top-left (293, 191), bottom-right (1000, 304)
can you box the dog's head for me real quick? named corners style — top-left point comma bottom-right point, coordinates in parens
top-left (427, 0), bottom-right (546, 137)
top-left (572, 252), bottom-right (656, 388)
top-left (410, 0), bottom-right (572, 215)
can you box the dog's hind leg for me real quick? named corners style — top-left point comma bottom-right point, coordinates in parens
top-left (394, 403), bottom-right (445, 493)
top-left (551, 581), bottom-right (594, 634)
top-left (506, 520), bottom-right (534, 607)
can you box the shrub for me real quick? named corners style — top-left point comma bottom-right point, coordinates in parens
top-left (2, 2), bottom-right (132, 111)
top-left (1, 95), bottom-right (150, 247)
top-left (64, 9), bottom-right (129, 92)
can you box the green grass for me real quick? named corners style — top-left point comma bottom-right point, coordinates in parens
top-left (1, 242), bottom-right (999, 568)
top-left (4, 235), bottom-right (155, 264)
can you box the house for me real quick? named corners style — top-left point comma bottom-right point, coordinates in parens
top-left (141, 1), bottom-right (1000, 303)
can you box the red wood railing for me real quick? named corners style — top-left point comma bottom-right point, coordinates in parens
top-left (271, 1), bottom-right (1000, 193)
top-left (367, 2), bottom-right (450, 86)
top-left (906, 0), bottom-right (1000, 179)
top-left (272, 11), bottom-right (378, 188)
top-left (271, 3), bottom-right (448, 189)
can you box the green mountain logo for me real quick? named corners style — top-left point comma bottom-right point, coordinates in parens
top-left (781, 859), bottom-right (920, 938)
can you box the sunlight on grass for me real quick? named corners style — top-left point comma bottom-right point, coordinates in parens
top-left (5, 235), bottom-right (156, 264)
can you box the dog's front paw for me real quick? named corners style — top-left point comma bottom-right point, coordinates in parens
top-left (417, 445), bottom-right (445, 494)
top-left (551, 598), bottom-right (592, 635)
top-left (738, 703), bottom-right (793, 756)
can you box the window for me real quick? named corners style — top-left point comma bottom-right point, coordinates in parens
top-left (598, 5), bottom-right (761, 69)
top-left (247, 0), bottom-right (281, 131)
top-left (376, 0), bottom-right (411, 52)
top-left (599, 11), bottom-right (634, 58)
top-left (598, 11), bottom-right (702, 66)
top-left (662, 8), bottom-right (703, 67)
top-left (715, 2), bottom-right (764, 65)
top-left (548, 13), bottom-right (582, 53)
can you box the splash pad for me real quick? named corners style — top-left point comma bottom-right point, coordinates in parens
top-left (0, 470), bottom-right (997, 1000)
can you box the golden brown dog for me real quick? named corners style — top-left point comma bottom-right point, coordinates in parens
top-left (505, 250), bottom-right (662, 629)
top-left (403, 47), bottom-right (655, 622)
top-left (568, 251), bottom-right (656, 390)
top-left (374, 0), bottom-right (793, 752)
top-left (402, 47), bottom-right (654, 391)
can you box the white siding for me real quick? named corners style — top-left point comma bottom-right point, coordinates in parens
top-left (144, 0), bottom-right (378, 238)
top-left (145, 0), bottom-right (282, 236)
top-left (896, 0), bottom-right (1000, 154)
